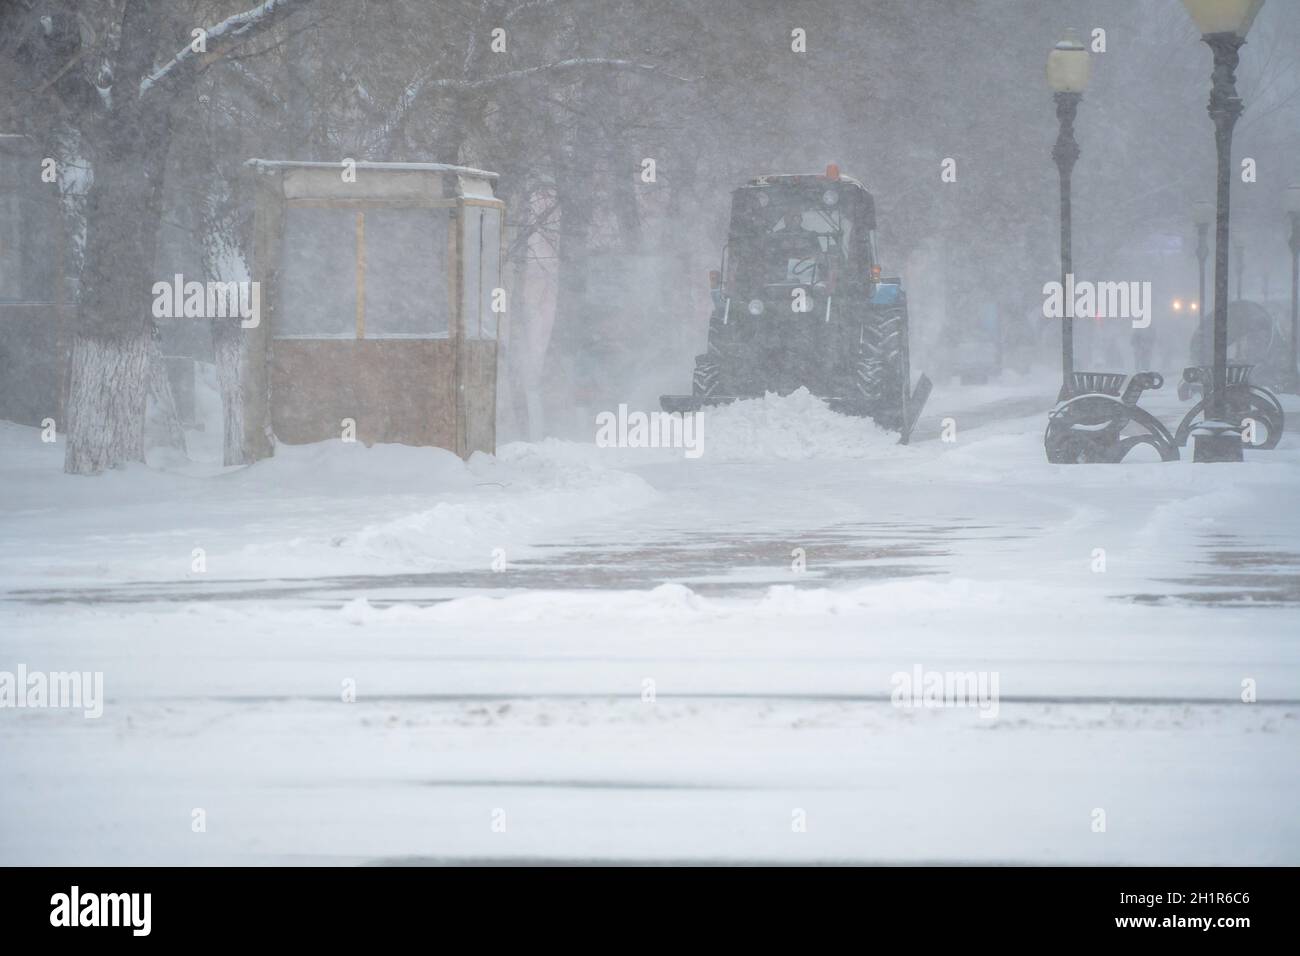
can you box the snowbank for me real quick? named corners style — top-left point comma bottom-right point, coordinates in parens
top-left (530, 389), bottom-right (909, 468)
top-left (340, 441), bottom-right (657, 568)
top-left (0, 424), bottom-right (657, 585)
top-left (697, 388), bottom-right (907, 461)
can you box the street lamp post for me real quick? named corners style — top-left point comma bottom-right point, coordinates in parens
top-left (1182, 0), bottom-right (1265, 463)
top-left (1234, 240), bottom-right (1245, 300)
top-left (1047, 30), bottom-right (1090, 400)
top-left (1193, 199), bottom-right (1213, 366)
top-left (1286, 184), bottom-right (1300, 393)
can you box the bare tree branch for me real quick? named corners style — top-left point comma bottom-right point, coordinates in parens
top-left (138, 0), bottom-right (312, 98)
top-left (436, 57), bottom-right (697, 91)
top-left (368, 53), bottom-right (693, 157)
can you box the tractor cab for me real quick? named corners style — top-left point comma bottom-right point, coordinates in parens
top-left (662, 165), bottom-right (930, 442)
top-left (722, 169), bottom-right (880, 320)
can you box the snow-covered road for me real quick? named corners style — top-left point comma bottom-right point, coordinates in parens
top-left (3, 379), bottom-right (1298, 864)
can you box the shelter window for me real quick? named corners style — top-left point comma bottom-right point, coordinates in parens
top-left (276, 205), bottom-right (450, 339)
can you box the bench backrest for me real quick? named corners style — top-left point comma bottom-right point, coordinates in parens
top-left (1072, 371), bottom-right (1127, 396)
top-left (1183, 363), bottom-right (1254, 387)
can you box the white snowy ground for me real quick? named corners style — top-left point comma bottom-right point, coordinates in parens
top-left (2, 374), bottom-right (1299, 865)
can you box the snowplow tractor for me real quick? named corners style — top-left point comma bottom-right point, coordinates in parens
top-left (660, 167), bottom-right (930, 442)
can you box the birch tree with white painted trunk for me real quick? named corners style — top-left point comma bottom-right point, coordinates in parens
top-left (2, 0), bottom-right (312, 474)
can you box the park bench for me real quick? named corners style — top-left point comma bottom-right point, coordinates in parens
top-left (1173, 364), bottom-right (1284, 450)
top-left (1045, 370), bottom-right (1180, 463)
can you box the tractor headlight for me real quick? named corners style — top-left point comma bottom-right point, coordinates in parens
top-left (747, 298), bottom-right (765, 316)
top-left (822, 189), bottom-right (839, 206)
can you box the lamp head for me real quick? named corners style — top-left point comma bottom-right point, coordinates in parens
top-left (1047, 29), bottom-right (1090, 93)
top-left (1181, 0), bottom-right (1266, 38)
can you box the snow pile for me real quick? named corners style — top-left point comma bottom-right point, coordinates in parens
top-left (697, 388), bottom-right (906, 461)
top-left (0, 424), bottom-right (658, 583)
top-left (336, 440), bottom-right (658, 568)
top-left (493, 391), bottom-right (907, 467)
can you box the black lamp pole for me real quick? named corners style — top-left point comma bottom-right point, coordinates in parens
top-left (1193, 32), bottom-right (1246, 463)
top-left (1234, 241), bottom-right (1244, 300)
top-left (1196, 221), bottom-right (1210, 365)
top-left (1053, 91), bottom-right (1081, 400)
top-left (1289, 210), bottom-right (1300, 392)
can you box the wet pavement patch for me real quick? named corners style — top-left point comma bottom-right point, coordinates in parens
top-left (1123, 534), bottom-right (1300, 607)
top-left (0, 520), bottom-right (1027, 607)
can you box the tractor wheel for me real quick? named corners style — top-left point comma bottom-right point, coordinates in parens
top-left (854, 355), bottom-right (886, 406)
top-left (692, 354), bottom-right (720, 398)
top-left (855, 310), bottom-right (906, 425)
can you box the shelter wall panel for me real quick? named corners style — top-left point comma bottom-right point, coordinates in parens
top-left (271, 340), bottom-right (456, 449)
top-left (462, 339), bottom-right (497, 456)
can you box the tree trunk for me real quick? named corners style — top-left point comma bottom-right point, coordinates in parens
top-left (63, 141), bottom-right (167, 474)
top-left (63, 330), bottom-right (152, 472)
top-left (62, 145), bottom-right (165, 478)
top-left (62, 135), bottom-right (164, 474)
top-left (544, 172), bottom-right (594, 428)
top-left (212, 320), bottom-right (247, 466)
top-left (197, 186), bottom-right (253, 467)
top-left (436, 91), bottom-right (474, 165)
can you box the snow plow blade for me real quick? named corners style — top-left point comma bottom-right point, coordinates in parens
top-left (899, 373), bottom-right (932, 446)
top-left (659, 394), bottom-right (747, 414)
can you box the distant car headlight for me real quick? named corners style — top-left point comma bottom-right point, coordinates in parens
top-left (822, 189), bottom-right (839, 206)
top-left (747, 298), bottom-right (765, 316)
